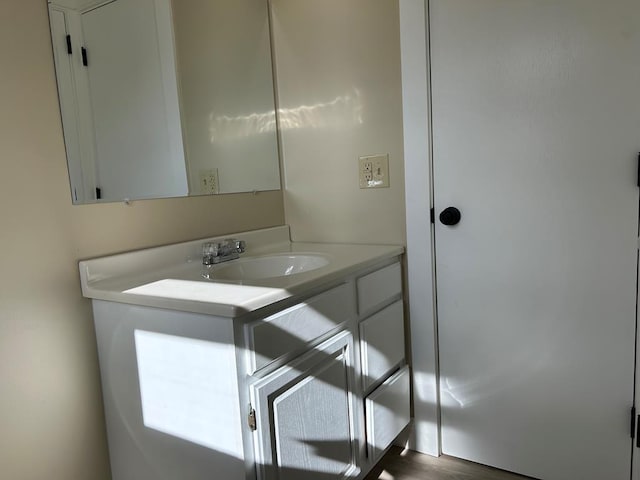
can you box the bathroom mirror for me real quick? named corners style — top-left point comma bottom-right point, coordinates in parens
top-left (48, 0), bottom-right (281, 204)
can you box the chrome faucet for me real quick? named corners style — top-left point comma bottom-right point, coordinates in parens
top-left (202, 238), bottom-right (246, 265)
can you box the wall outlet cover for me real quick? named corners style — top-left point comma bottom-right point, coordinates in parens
top-left (199, 168), bottom-right (219, 195)
top-left (359, 154), bottom-right (389, 188)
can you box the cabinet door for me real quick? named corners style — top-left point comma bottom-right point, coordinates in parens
top-left (251, 331), bottom-right (359, 480)
top-left (365, 366), bottom-right (411, 462)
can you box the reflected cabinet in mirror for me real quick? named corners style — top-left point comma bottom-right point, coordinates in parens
top-left (48, 0), bottom-right (281, 204)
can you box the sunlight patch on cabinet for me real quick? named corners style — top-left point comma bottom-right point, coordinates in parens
top-left (134, 330), bottom-right (243, 457)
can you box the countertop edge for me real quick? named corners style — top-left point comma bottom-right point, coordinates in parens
top-left (82, 246), bottom-right (404, 318)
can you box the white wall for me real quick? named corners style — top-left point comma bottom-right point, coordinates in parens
top-left (0, 2), bottom-right (284, 479)
top-left (272, 0), bottom-right (406, 245)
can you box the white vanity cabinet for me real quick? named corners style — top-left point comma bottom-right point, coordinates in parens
top-left (241, 261), bottom-right (410, 480)
top-left (85, 239), bottom-right (408, 480)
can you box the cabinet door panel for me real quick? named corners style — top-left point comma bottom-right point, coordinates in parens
top-left (356, 262), bottom-right (402, 316)
top-left (359, 301), bottom-right (405, 391)
top-left (252, 331), bottom-right (358, 480)
top-left (365, 366), bottom-right (411, 461)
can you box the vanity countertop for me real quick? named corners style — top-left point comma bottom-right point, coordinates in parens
top-left (79, 226), bottom-right (404, 318)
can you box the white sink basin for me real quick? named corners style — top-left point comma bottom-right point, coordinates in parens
top-left (206, 254), bottom-right (330, 281)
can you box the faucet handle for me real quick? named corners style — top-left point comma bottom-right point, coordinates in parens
top-left (225, 238), bottom-right (246, 253)
top-left (235, 240), bottom-right (246, 253)
top-left (202, 242), bottom-right (219, 265)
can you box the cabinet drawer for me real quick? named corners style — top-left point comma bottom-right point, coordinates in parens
top-left (360, 300), bottom-right (404, 391)
top-left (246, 283), bottom-right (353, 374)
top-left (357, 262), bottom-right (402, 316)
top-left (365, 365), bottom-right (411, 462)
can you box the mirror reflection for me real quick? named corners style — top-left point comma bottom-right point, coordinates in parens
top-left (48, 0), bottom-right (281, 204)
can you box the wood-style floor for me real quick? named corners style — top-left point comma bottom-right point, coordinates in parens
top-left (364, 447), bottom-right (532, 480)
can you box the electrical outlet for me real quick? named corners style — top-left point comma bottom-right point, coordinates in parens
top-left (363, 160), bottom-right (373, 183)
top-left (199, 168), bottom-right (219, 194)
top-left (359, 154), bottom-right (389, 188)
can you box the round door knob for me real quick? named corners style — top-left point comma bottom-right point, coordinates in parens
top-left (439, 206), bottom-right (461, 226)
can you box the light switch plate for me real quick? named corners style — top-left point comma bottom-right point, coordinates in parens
top-left (359, 154), bottom-right (390, 188)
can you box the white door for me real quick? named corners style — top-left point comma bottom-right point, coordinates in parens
top-left (431, 1), bottom-right (640, 479)
top-left (81, 0), bottom-right (187, 201)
